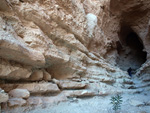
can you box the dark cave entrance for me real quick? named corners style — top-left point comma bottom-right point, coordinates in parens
top-left (116, 24), bottom-right (147, 71)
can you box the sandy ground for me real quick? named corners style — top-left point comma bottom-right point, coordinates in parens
top-left (26, 92), bottom-right (150, 113)
top-left (2, 76), bottom-right (150, 113)
top-left (27, 76), bottom-right (150, 113)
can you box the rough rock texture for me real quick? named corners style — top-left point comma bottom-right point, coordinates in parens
top-left (27, 95), bottom-right (67, 106)
top-left (43, 70), bottom-right (51, 81)
top-left (9, 89), bottom-right (30, 99)
top-left (16, 83), bottom-right (60, 94)
top-left (62, 90), bottom-right (96, 97)
top-left (0, 59), bottom-right (32, 80)
top-left (0, 0), bottom-right (150, 112)
top-left (27, 97), bottom-right (43, 106)
top-left (0, 83), bottom-right (60, 94)
top-left (8, 98), bottom-right (26, 107)
top-left (58, 81), bottom-right (86, 89)
top-left (0, 88), bottom-right (9, 103)
top-left (29, 70), bottom-right (43, 81)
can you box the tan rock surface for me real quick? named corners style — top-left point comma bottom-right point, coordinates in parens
top-left (9, 89), bottom-right (30, 99)
top-left (0, 59), bottom-right (32, 80)
top-left (58, 81), bottom-right (86, 89)
top-left (0, 0), bottom-right (150, 112)
top-left (17, 83), bottom-right (60, 94)
top-left (8, 98), bottom-right (26, 107)
top-left (27, 97), bottom-right (43, 106)
top-left (29, 70), bottom-right (43, 81)
top-left (0, 28), bottom-right (45, 67)
top-left (43, 70), bottom-right (51, 81)
top-left (0, 83), bottom-right (60, 94)
top-left (0, 88), bottom-right (9, 103)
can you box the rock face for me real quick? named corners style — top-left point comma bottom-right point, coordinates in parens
top-left (43, 70), bottom-right (51, 81)
top-left (9, 89), bottom-right (30, 99)
top-left (58, 81), bottom-right (86, 89)
top-left (17, 83), bottom-right (60, 94)
top-left (0, 88), bottom-right (9, 103)
top-left (29, 70), bottom-right (43, 81)
top-left (8, 98), bottom-right (26, 107)
top-left (62, 90), bottom-right (96, 97)
top-left (0, 0), bottom-right (150, 112)
top-left (0, 59), bottom-right (32, 80)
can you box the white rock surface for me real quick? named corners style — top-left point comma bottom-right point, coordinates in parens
top-left (63, 90), bottom-right (96, 97)
top-left (129, 99), bottom-right (144, 107)
top-left (86, 13), bottom-right (97, 37)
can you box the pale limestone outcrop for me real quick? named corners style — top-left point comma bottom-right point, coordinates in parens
top-left (0, 59), bottom-right (32, 80)
top-left (17, 83), bottom-right (60, 94)
top-left (8, 98), bottom-right (26, 107)
top-left (9, 89), bottom-right (30, 99)
top-left (0, 0), bottom-right (149, 75)
top-left (58, 81), bottom-right (86, 89)
top-left (0, 21), bottom-right (45, 67)
top-left (0, 0), bottom-right (124, 82)
top-left (0, 83), bottom-right (60, 94)
top-left (0, 0), bottom-right (150, 111)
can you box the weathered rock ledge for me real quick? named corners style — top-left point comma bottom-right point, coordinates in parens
top-left (0, 0), bottom-right (150, 112)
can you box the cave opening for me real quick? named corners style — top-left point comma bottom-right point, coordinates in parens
top-left (116, 24), bottom-right (147, 71)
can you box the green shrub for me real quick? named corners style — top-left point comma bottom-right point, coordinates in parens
top-left (110, 94), bottom-right (123, 112)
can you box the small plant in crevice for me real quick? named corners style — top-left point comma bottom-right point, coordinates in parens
top-left (110, 94), bottom-right (123, 113)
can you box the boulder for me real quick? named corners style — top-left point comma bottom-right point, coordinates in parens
top-left (29, 70), bottom-right (43, 81)
top-left (8, 98), bottom-right (26, 107)
top-left (43, 70), bottom-right (51, 81)
top-left (9, 89), bottom-right (30, 99)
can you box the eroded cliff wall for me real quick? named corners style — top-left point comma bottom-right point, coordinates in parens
top-left (0, 0), bottom-right (150, 111)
